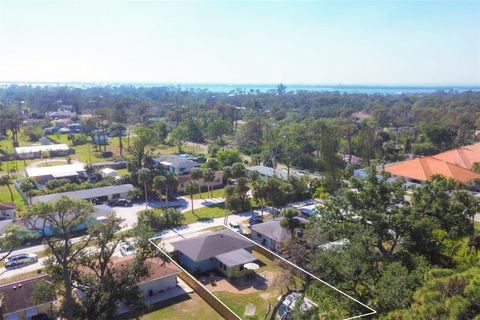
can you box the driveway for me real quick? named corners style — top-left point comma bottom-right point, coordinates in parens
top-left (178, 196), bottom-right (224, 212)
top-left (26, 158), bottom-right (82, 168)
top-left (113, 199), bottom-right (189, 229)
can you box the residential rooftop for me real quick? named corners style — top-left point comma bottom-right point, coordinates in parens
top-left (26, 163), bottom-right (85, 178)
top-left (0, 275), bottom-right (53, 315)
top-left (247, 165), bottom-right (289, 180)
top-left (383, 156), bottom-right (480, 183)
top-left (251, 217), bottom-right (308, 243)
top-left (15, 144), bottom-right (70, 154)
top-left (154, 155), bottom-right (199, 169)
top-left (171, 229), bottom-right (252, 262)
top-left (433, 147), bottom-right (480, 170)
top-left (79, 255), bottom-right (180, 285)
top-left (31, 184), bottom-right (134, 204)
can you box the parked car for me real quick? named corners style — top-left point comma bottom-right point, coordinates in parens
top-left (228, 222), bottom-right (242, 234)
top-left (5, 253), bottom-right (38, 270)
top-left (264, 207), bottom-right (280, 215)
top-left (249, 214), bottom-right (263, 225)
top-left (108, 199), bottom-right (132, 207)
top-left (192, 156), bottom-right (207, 163)
top-left (298, 205), bottom-right (319, 217)
top-left (119, 243), bottom-right (136, 256)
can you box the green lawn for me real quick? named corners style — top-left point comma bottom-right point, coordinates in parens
top-left (138, 293), bottom-right (222, 320)
top-left (192, 188), bottom-right (225, 200)
top-left (213, 250), bottom-right (289, 320)
top-left (0, 184), bottom-right (25, 205)
top-left (182, 204), bottom-right (226, 224)
top-left (149, 144), bottom-right (204, 156)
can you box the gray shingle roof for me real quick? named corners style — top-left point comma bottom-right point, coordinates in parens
top-left (215, 248), bottom-right (256, 267)
top-left (171, 229), bottom-right (252, 262)
top-left (154, 155), bottom-right (199, 170)
top-left (31, 184), bottom-right (134, 204)
top-left (251, 217), bottom-right (307, 243)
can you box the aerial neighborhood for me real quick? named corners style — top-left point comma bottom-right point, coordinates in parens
top-left (0, 85), bottom-right (478, 320)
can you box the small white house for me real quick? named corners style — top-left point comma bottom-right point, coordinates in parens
top-left (100, 168), bottom-right (118, 178)
top-left (93, 134), bottom-right (109, 145)
top-left (15, 144), bottom-right (70, 159)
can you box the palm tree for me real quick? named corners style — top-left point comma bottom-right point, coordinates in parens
top-left (253, 179), bottom-right (268, 217)
top-left (223, 166), bottom-right (232, 185)
top-left (184, 180), bottom-right (199, 216)
top-left (152, 175), bottom-right (167, 202)
top-left (202, 168), bottom-right (215, 197)
top-left (280, 208), bottom-right (301, 239)
top-left (41, 150), bottom-right (49, 167)
top-left (165, 173), bottom-right (178, 201)
top-left (111, 123), bottom-right (126, 158)
top-left (0, 175), bottom-right (15, 203)
top-left (137, 168), bottom-right (151, 210)
top-left (231, 162), bottom-right (245, 179)
top-left (190, 168), bottom-right (203, 197)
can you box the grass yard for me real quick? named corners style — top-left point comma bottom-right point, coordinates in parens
top-left (182, 204), bottom-right (226, 224)
top-left (138, 293), bottom-right (222, 320)
top-left (47, 133), bottom-right (127, 164)
top-left (213, 250), bottom-right (290, 320)
top-left (0, 184), bottom-right (25, 206)
top-left (192, 188), bottom-right (225, 200)
top-left (149, 144), bottom-right (200, 156)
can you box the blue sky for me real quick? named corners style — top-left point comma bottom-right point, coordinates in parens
top-left (0, 0), bottom-right (479, 85)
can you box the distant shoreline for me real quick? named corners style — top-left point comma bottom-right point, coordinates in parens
top-left (1, 82), bottom-right (479, 94)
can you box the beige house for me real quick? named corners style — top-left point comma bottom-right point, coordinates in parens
top-left (177, 171), bottom-right (224, 194)
top-left (0, 275), bottom-right (54, 320)
top-left (77, 255), bottom-right (187, 315)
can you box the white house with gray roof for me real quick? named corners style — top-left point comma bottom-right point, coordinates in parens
top-left (153, 155), bottom-right (199, 175)
top-left (171, 229), bottom-right (256, 278)
top-left (15, 144), bottom-right (71, 159)
top-left (30, 184), bottom-right (134, 204)
top-left (26, 163), bottom-right (86, 183)
top-left (247, 165), bottom-right (289, 180)
top-left (251, 217), bottom-right (308, 252)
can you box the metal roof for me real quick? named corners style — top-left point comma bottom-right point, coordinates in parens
top-left (26, 164), bottom-right (85, 178)
top-left (154, 155), bottom-right (199, 170)
top-left (15, 144), bottom-right (70, 154)
top-left (247, 165), bottom-right (288, 180)
top-left (31, 184), bottom-right (134, 204)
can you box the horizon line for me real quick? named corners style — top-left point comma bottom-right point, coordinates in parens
top-left (1, 81), bottom-right (480, 88)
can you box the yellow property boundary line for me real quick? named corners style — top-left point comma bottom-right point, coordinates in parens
top-left (149, 224), bottom-right (377, 319)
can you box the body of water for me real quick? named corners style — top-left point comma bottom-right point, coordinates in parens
top-left (1, 82), bottom-right (479, 95)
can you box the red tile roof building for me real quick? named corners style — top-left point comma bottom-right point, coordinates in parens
top-left (383, 156), bottom-right (480, 183)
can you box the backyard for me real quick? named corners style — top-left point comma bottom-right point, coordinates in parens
top-left (211, 250), bottom-right (297, 320)
top-left (138, 293), bottom-right (222, 320)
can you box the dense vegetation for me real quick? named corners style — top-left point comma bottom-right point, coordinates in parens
top-left (1, 85), bottom-right (480, 318)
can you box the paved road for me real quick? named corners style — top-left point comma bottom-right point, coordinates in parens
top-left (0, 205), bottom-right (251, 280)
top-left (0, 256), bottom-right (48, 279)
